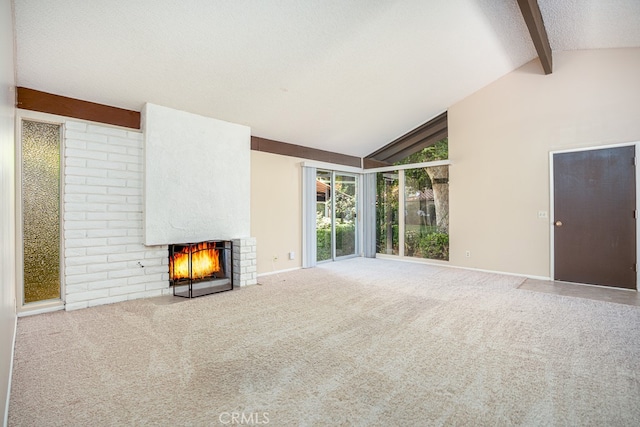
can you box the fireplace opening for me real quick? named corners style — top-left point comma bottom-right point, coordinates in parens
top-left (169, 240), bottom-right (233, 298)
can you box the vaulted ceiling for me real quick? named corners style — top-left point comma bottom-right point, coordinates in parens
top-left (12, 0), bottom-right (640, 157)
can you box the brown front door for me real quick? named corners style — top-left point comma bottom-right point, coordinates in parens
top-left (553, 146), bottom-right (636, 289)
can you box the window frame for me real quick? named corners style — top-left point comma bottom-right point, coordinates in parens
top-left (372, 160), bottom-right (451, 263)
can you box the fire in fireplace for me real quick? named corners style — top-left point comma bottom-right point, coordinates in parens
top-left (169, 240), bottom-right (233, 298)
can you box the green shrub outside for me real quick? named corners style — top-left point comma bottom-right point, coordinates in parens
top-left (317, 222), bottom-right (356, 260)
top-left (377, 225), bottom-right (448, 261)
top-left (420, 232), bottom-right (449, 260)
top-left (376, 224), bottom-right (399, 254)
top-left (405, 229), bottom-right (449, 260)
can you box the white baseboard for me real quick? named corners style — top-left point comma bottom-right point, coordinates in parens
top-left (451, 265), bottom-right (551, 281)
top-left (257, 267), bottom-right (302, 278)
top-left (17, 303), bottom-right (64, 318)
top-left (374, 253), bottom-right (551, 281)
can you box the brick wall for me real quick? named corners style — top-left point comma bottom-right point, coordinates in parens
top-left (63, 121), bottom-right (170, 310)
top-left (232, 237), bottom-right (257, 286)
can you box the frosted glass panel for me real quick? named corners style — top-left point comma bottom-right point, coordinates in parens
top-left (22, 120), bottom-right (61, 303)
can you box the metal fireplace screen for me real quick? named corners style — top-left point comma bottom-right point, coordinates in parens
top-left (169, 240), bottom-right (233, 298)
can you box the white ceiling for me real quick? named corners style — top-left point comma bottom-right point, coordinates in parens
top-left (12, 0), bottom-right (640, 157)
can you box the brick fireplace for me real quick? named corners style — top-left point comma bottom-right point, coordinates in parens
top-left (168, 239), bottom-right (258, 297)
top-left (62, 105), bottom-right (257, 311)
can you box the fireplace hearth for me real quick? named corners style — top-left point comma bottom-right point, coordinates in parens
top-left (169, 240), bottom-right (233, 298)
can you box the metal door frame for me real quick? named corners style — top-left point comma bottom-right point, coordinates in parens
top-left (316, 169), bottom-right (361, 263)
top-left (549, 141), bottom-right (639, 289)
top-left (333, 171), bottom-right (360, 260)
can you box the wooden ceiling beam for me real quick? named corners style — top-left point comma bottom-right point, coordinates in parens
top-left (363, 158), bottom-right (390, 169)
top-left (517, 0), bottom-right (553, 74)
top-left (382, 127), bottom-right (448, 165)
top-left (251, 136), bottom-right (361, 168)
top-left (17, 87), bottom-right (141, 129)
top-left (365, 112), bottom-right (447, 165)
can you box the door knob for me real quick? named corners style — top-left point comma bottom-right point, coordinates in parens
top-left (555, 221), bottom-right (563, 227)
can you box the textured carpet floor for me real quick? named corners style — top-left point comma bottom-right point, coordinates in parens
top-left (8, 258), bottom-right (640, 426)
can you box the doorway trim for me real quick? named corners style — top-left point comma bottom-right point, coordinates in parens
top-left (549, 141), bottom-right (639, 289)
top-left (15, 110), bottom-right (66, 315)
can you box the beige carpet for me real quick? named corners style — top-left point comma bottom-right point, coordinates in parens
top-left (8, 258), bottom-right (640, 426)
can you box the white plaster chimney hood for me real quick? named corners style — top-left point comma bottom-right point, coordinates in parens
top-left (142, 103), bottom-right (251, 246)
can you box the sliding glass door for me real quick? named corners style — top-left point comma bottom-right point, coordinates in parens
top-left (316, 170), bottom-right (358, 262)
top-left (334, 174), bottom-right (357, 258)
top-left (316, 171), bottom-right (332, 261)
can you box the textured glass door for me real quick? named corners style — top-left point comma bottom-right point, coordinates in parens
top-left (334, 174), bottom-right (357, 258)
top-left (20, 120), bottom-right (62, 305)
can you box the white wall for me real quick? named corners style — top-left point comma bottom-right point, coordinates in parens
top-left (0, 0), bottom-right (16, 422)
top-left (250, 151), bottom-right (302, 275)
top-left (143, 103), bottom-right (251, 246)
top-left (448, 48), bottom-right (640, 278)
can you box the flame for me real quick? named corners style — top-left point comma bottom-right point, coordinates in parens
top-left (170, 242), bottom-right (221, 280)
